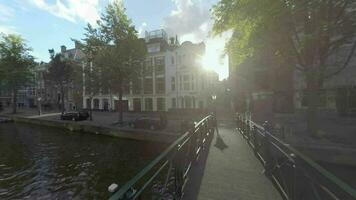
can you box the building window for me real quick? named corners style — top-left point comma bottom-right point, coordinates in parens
top-left (180, 76), bottom-right (182, 90)
top-left (123, 83), bottom-right (130, 95)
top-left (199, 101), bottom-right (204, 109)
top-left (171, 56), bottom-right (174, 64)
top-left (185, 97), bottom-right (192, 108)
top-left (144, 78), bottom-right (153, 94)
top-left (157, 98), bottom-right (166, 111)
top-left (171, 98), bottom-right (176, 108)
top-left (133, 78), bottom-right (141, 94)
top-left (155, 56), bottom-right (165, 66)
top-left (183, 75), bottom-right (190, 90)
top-left (133, 98), bottom-right (141, 112)
top-left (147, 44), bottom-right (160, 53)
top-left (171, 77), bottom-right (175, 91)
top-left (191, 75), bottom-right (194, 90)
top-left (156, 78), bottom-right (165, 94)
top-left (93, 99), bottom-right (99, 109)
top-left (86, 98), bottom-right (91, 108)
top-left (103, 98), bottom-right (109, 111)
top-left (181, 54), bottom-right (186, 67)
top-left (145, 98), bottom-right (153, 111)
top-left (154, 56), bottom-right (165, 75)
top-left (145, 58), bottom-right (153, 76)
top-left (301, 90), bottom-right (326, 107)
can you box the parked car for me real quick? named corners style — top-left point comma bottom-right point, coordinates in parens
top-left (129, 116), bottom-right (166, 130)
top-left (60, 110), bottom-right (89, 121)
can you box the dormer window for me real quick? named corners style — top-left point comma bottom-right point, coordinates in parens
top-left (147, 44), bottom-right (160, 53)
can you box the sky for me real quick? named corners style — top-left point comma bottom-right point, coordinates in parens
top-left (0, 0), bottom-right (230, 80)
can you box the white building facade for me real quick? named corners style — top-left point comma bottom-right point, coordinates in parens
top-left (83, 29), bottom-right (218, 112)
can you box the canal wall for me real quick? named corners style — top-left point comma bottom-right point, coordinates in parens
top-left (5, 116), bottom-right (178, 143)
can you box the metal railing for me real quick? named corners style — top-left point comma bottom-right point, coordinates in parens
top-left (109, 115), bottom-right (215, 200)
top-left (236, 113), bottom-right (356, 200)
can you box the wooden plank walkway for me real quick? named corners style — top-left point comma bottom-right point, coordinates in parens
top-left (183, 121), bottom-right (282, 200)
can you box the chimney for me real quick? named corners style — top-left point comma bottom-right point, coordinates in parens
top-left (60, 45), bottom-right (66, 53)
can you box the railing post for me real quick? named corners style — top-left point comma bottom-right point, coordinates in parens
top-left (241, 116), bottom-right (246, 135)
top-left (118, 187), bottom-right (137, 200)
top-left (262, 121), bottom-right (273, 177)
top-left (173, 145), bottom-right (185, 199)
top-left (252, 125), bottom-right (258, 152)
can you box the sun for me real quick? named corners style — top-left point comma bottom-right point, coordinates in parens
top-left (198, 37), bottom-right (229, 80)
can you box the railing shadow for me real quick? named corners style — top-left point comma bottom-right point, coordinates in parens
top-left (182, 128), bottom-right (215, 200)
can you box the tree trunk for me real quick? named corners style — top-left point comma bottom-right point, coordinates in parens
top-left (38, 99), bottom-right (42, 115)
top-left (109, 89), bottom-right (113, 112)
top-left (118, 83), bottom-right (123, 125)
top-left (12, 89), bottom-right (17, 114)
top-left (61, 85), bottom-right (65, 115)
top-left (89, 96), bottom-right (93, 121)
top-left (306, 71), bottom-right (319, 137)
top-left (303, 8), bottom-right (319, 137)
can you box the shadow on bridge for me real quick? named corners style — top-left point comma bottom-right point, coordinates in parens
top-left (183, 121), bottom-right (282, 200)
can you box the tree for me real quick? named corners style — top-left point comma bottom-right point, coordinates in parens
top-left (74, 24), bottom-right (106, 120)
top-left (46, 50), bottom-right (76, 114)
top-left (95, 1), bottom-right (147, 124)
top-left (213, 0), bottom-right (356, 136)
top-left (0, 34), bottom-right (35, 114)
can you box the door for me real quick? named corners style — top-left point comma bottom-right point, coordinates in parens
top-left (133, 98), bottom-right (141, 112)
top-left (115, 100), bottom-right (129, 112)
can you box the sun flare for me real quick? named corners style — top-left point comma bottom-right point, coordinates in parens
top-left (198, 32), bottom-right (232, 80)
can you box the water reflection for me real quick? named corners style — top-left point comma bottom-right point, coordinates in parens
top-left (0, 123), bottom-right (164, 199)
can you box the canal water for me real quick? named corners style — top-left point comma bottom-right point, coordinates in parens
top-left (0, 123), bottom-right (165, 199)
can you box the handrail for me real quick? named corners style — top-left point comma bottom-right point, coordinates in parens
top-left (109, 115), bottom-right (215, 200)
top-left (236, 113), bottom-right (356, 200)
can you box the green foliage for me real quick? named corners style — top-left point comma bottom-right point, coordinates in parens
top-left (212, 0), bottom-right (356, 136)
top-left (80, 0), bottom-right (146, 94)
top-left (46, 51), bottom-right (76, 86)
top-left (76, 1), bottom-right (146, 122)
top-left (212, 0), bottom-right (356, 75)
top-left (73, 23), bottom-right (106, 96)
top-left (98, 1), bottom-right (137, 45)
top-left (0, 33), bottom-right (35, 91)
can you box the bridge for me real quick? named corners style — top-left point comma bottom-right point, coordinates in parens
top-left (108, 115), bottom-right (356, 200)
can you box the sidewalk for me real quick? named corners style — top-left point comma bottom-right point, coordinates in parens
top-left (183, 121), bottom-right (282, 200)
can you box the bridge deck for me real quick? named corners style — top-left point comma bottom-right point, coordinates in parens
top-left (183, 121), bottom-right (282, 200)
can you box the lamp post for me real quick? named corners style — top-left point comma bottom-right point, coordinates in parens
top-left (37, 97), bottom-right (42, 115)
top-left (212, 94), bottom-right (217, 116)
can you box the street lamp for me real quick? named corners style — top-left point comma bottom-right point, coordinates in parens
top-left (211, 95), bottom-right (217, 115)
top-left (37, 97), bottom-right (42, 115)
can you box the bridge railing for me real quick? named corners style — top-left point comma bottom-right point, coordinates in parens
top-left (109, 115), bottom-right (215, 200)
top-left (236, 113), bottom-right (356, 200)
